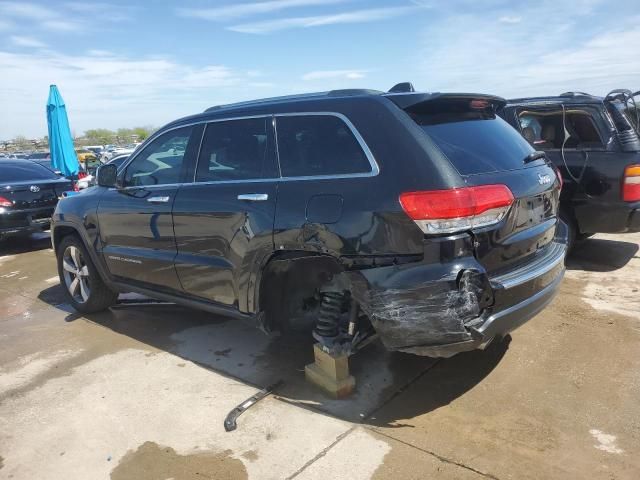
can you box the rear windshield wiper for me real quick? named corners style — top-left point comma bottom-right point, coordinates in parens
top-left (523, 151), bottom-right (546, 164)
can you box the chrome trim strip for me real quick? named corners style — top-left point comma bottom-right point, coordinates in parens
top-left (490, 241), bottom-right (566, 290)
top-left (192, 122), bottom-right (207, 183)
top-left (271, 115), bottom-right (282, 178)
top-left (114, 111), bottom-right (379, 190)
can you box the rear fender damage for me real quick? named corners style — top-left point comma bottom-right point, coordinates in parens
top-left (346, 262), bottom-right (493, 355)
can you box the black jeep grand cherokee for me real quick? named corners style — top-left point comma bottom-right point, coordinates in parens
top-left (52, 86), bottom-right (567, 358)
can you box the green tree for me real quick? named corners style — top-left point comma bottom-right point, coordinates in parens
top-left (13, 135), bottom-right (29, 149)
top-left (84, 128), bottom-right (115, 145)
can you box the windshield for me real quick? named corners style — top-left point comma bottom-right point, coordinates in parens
top-left (413, 112), bottom-right (535, 175)
top-left (0, 162), bottom-right (60, 182)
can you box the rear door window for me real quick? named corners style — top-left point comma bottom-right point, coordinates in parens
top-left (195, 117), bottom-right (277, 182)
top-left (275, 114), bottom-right (372, 177)
top-left (412, 107), bottom-right (534, 175)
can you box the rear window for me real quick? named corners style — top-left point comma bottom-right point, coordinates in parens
top-left (412, 106), bottom-right (534, 175)
top-left (0, 162), bottom-right (60, 182)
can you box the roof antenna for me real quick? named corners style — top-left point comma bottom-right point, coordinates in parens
top-left (388, 82), bottom-right (415, 93)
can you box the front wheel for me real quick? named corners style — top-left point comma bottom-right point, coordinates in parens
top-left (57, 235), bottom-right (118, 313)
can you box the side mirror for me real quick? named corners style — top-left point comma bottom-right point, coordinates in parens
top-left (96, 163), bottom-right (118, 188)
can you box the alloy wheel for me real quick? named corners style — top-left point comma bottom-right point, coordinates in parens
top-left (62, 246), bottom-right (91, 303)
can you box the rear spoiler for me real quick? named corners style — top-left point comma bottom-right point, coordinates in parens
top-left (384, 92), bottom-right (507, 113)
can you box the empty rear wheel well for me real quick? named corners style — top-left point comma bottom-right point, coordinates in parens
top-left (258, 252), bottom-right (346, 332)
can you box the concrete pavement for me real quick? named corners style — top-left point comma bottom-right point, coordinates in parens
top-left (0, 232), bottom-right (638, 479)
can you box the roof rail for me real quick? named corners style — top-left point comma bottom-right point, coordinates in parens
top-left (560, 91), bottom-right (591, 97)
top-left (204, 88), bottom-right (383, 112)
top-left (205, 92), bottom-right (328, 112)
top-left (326, 88), bottom-right (383, 97)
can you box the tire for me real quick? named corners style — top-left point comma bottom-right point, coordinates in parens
top-left (559, 210), bottom-right (577, 254)
top-left (57, 234), bottom-right (118, 313)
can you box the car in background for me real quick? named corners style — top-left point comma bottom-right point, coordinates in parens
top-left (29, 157), bottom-right (93, 190)
top-left (75, 148), bottom-right (101, 174)
top-left (101, 146), bottom-right (136, 162)
top-left (85, 146), bottom-right (105, 158)
top-left (27, 152), bottom-right (51, 160)
top-left (500, 90), bottom-right (640, 248)
top-left (106, 154), bottom-right (129, 170)
top-left (0, 159), bottom-right (73, 239)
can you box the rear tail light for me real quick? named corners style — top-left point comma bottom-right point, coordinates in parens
top-left (78, 171), bottom-right (88, 179)
top-left (553, 165), bottom-right (563, 190)
top-left (399, 184), bottom-right (514, 234)
top-left (0, 196), bottom-right (12, 207)
top-left (622, 164), bottom-right (640, 202)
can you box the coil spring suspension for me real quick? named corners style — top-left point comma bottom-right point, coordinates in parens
top-left (313, 291), bottom-right (343, 343)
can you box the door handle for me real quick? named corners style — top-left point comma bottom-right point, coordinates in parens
top-left (147, 196), bottom-right (170, 203)
top-left (237, 193), bottom-right (269, 201)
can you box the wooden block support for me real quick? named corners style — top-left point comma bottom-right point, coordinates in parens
top-left (305, 343), bottom-right (355, 398)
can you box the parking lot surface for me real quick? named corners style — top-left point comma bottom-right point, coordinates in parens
top-left (1, 232), bottom-right (639, 479)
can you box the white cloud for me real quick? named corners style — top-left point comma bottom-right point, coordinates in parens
top-left (229, 6), bottom-right (417, 33)
top-left (498, 15), bottom-right (521, 24)
top-left (63, 2), bottom-right (136, 22)
top-left (177, 0), bottom-right (346, 21)
top-left (0, 1), bottom-right (129, 33)
top-left (302, 69), bottom-right (367, 81)
top-left (0, 49), bottom-right (265, 138)
top-left (9, 35), bottom-right (47, 48)
top-left (0, 1), bottom-right (83, 31)
top-left (0, 1), bottom-right (53, 20)
top-left (87, 49), bottom-right (114, 57)
top-left (0, 19), bottom-right (13, 30)
top-left (416, 7), bottom-right (640, 99)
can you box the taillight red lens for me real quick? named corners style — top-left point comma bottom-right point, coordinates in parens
top-left (553, 165), bottom-right (563, 190)
top-left (399, 185), bottom-right (514, 234)
top-left (622, 165), bottom-right (640, 202)
top-left (78, 171), bottom-right (88, 179)
top-left (0, 196), bottom-right (12, 207)
top-left (400, 185), bottom-right (514, 219)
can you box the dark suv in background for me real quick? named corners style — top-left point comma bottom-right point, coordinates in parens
top-left (500, 90), bottom-right (640, 246)
top-left (52, 85), bottom-right (567, 358)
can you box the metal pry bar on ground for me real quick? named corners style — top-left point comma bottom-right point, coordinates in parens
top-left (224, 381), bottom-right (282, 432)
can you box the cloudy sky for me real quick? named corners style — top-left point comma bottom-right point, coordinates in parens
top-left (1, 0), bottom-right (639, 139)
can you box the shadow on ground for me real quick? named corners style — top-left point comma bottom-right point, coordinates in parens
top-left (38, 285), bottom-right (509, 427)
top-left (0, 232), bottom-right (52, 255)
top-left (567, 238), bottom-right (639, 272)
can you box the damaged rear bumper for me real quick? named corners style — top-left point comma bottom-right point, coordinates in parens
top-left (348, 234), bottom-right (567, 358)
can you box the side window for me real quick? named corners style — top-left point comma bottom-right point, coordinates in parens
top-left (517, 107), bottom-right (603, 150)
top-left (566, 110), bottom-right (603, 148)
top-left (124, 126), bottom-right (193, 187)
top-left (517, 109), bottom-right (563, 149)
top-left (195, 117), bottom-right (276, 182)
top-left (276, 115), bottom-right (372, 177)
